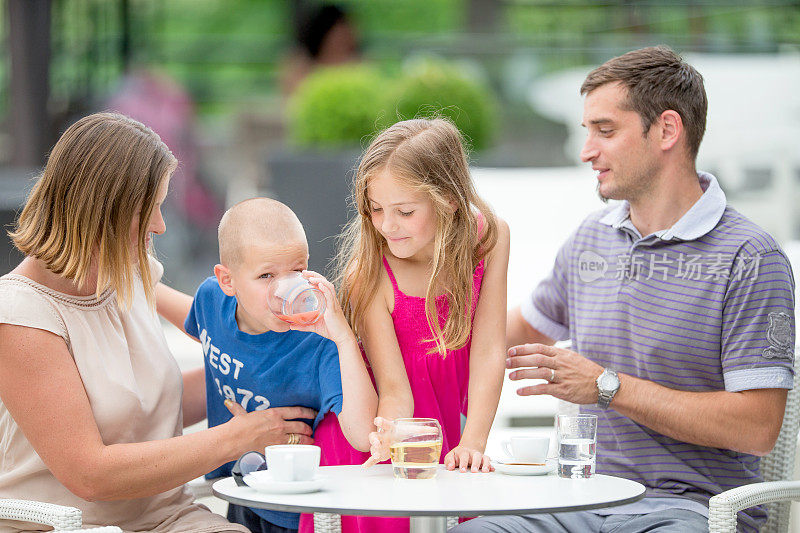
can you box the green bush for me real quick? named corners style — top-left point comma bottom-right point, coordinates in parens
top-left (288, 60), bottom-right (496, 151)
top-left (387, 59), bottom-right (496, 152)
top-left (288, 65), bottom-right (388, 148)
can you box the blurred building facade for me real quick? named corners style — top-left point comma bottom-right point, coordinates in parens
top-left (2, 0), bottom-right (799, 286)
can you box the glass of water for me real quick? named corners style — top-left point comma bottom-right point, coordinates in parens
top-left (557, 414), bottom-right (597, 478)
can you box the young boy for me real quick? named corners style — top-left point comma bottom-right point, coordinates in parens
top-left (184, 198), bottom-right (377, 533)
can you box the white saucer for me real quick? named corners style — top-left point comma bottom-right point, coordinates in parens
top-left (243, 471), bottom-right (325, 494)
top-left (493, 458), bottom-right (556, 476)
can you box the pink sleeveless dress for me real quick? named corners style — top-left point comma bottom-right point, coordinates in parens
top-left (299, 255), bottom-right (485, 533)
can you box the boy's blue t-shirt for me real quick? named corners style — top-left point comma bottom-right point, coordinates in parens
top-left (185, 276), bottom-right (344, 529)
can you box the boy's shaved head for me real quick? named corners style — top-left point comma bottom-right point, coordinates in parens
top-left (218, 198), bottom-right (307, 266)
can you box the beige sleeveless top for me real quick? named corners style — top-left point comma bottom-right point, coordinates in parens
top-left (0, 258), bottom-right (248, 533)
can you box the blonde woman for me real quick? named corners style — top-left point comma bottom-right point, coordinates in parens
top-left (323, 118), bottom-right (509, 533)
top-left (0, 113), bottom-right (316, 533)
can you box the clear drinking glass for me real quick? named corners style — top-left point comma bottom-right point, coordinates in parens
top-left (388, 418), bottom-right (443, 480)
top-left (266, 272), bottom-right (326, 326)
top-left (557, 414), bottom-right (597, 479)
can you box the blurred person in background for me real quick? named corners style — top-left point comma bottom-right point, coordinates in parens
top-left (107, 68), bottom-right (223, 264)
top-left (281, 4), bottom-right (360, 96)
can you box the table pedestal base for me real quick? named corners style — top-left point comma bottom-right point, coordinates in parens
top-left (410, 516), bottom-right (448, 533)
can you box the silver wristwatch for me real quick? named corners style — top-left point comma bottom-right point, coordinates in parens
top-left (596, 368), bottom-right (620, 409)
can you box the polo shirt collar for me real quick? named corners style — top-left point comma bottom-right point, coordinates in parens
top-left (598, 171), bottom-right (726, 241)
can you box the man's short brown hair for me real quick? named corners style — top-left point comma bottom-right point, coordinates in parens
top-left (581, 45), bottom-right (707, 160)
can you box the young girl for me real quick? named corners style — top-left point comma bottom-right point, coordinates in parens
top-left (310, 118), bottom-right (509, 532)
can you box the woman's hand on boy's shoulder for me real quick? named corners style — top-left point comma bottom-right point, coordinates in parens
top-left (224, 399), bottom-right (316, 449)
top-left (290, 271), bottom-right (355, 345)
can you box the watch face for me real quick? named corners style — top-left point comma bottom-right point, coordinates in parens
top-left (599, 372), bottom-right (618, 390)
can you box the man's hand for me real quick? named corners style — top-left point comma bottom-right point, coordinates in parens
top-left (507, 343), bottom-right (604, 404)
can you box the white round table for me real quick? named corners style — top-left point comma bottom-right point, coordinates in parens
top-left (212, 464), bottom-right (646, 533)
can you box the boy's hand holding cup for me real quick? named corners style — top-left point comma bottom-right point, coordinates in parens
top-left (286, 270), bottom-right (354, 345)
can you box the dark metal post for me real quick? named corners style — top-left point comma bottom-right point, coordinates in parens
top-left (7, 0), bottom-right (52, 167)
top-left (120, 0), bottom-right (131, 72)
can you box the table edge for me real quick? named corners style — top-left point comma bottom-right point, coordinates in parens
top-left (211, 476), bottom-right (647, 518)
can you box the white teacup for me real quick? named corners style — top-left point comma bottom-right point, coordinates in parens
top-left (265, 444), bottom-right (321, 482)
top-left (501, 436), bottom-right (550, 464)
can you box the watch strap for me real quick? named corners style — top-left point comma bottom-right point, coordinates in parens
top-left (597, 368), bottom-right (619, 409)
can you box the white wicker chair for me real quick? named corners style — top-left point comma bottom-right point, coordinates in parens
top-left (708, 351), bottom-right (800, 533)
top-left (0, 477), bottom-right (220, 532)
top-left (187, 475), bottom-right (215, 499)
top-left (0, 498), bottom-right (122, 532)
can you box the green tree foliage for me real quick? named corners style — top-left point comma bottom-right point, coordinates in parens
top-left (388, 60), bottom-right (496, 151)
top-left (288, 59), bottom-right (497, 151)
top-left (338, 0), bottom-right (463, 34)
top-left (288, 65), bottom-right (389, 147)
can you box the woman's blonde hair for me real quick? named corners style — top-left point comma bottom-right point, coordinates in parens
top-left (335, 118), bottom-right (498, 356)
top-left (9, 112), bottom-right (176, 307)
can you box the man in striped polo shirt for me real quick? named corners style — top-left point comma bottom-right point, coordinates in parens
top-left (456, 47), bottom-right (794, 532)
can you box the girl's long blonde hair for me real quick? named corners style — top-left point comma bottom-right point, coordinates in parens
top-left (9, 112), bottom-right (177, 307)
top-left (335, 118), bottom-right (497, 356)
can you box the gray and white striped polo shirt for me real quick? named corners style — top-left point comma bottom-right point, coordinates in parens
top-left (522, 172), bottom-right (794, 532)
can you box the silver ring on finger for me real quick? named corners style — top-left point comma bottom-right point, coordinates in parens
top-left (287, 433), bottom-right (301, 445)
top-left (549, 368), bottom-right (556, 383)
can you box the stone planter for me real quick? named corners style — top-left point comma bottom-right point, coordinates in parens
top-left (267, 149), bottom-right (361, 277)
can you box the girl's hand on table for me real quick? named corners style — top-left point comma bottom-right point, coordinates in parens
top-left (445, 444), bottom-right (494, 473)
top-left (362, 416), bottom-right (394, 467)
